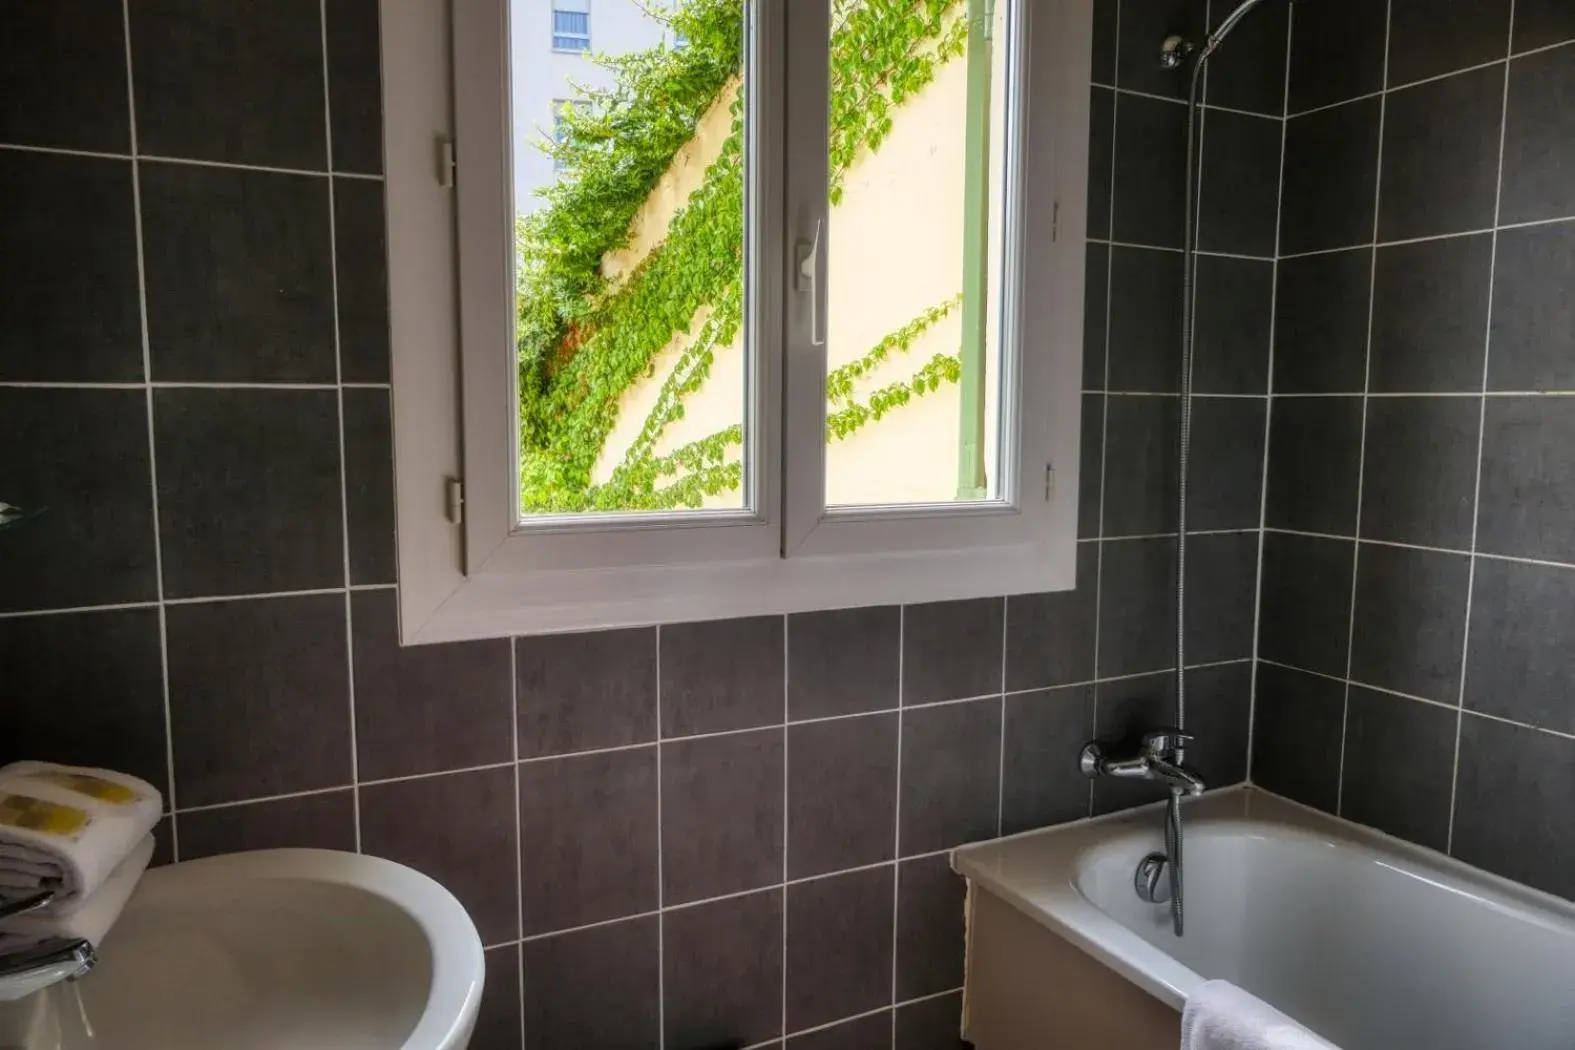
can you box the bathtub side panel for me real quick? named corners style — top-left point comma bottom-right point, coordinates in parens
top-left (964, 885), bottom-right (1179, 1050)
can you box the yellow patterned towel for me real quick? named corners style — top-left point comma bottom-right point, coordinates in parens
top-left (0, 762), bottom-right (161, 917)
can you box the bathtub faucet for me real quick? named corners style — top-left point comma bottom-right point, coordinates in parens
top-left (1078, 730), bottom-right (1206, 796)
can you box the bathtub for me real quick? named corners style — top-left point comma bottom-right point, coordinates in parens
top-left (952, 787), bottom-right (1575, 1050)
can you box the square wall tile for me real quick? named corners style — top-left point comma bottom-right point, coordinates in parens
top-left (166, 594), bottom-right (350, 806)
top-left (1091, 0), bottom-right (1117, 86)
top-left (899, 698), bottom-right (1001, 855)
top-left (661, 728), bottom-right (783, 905)
top-left (1001, 685), bottom-right (1094, 834)
top-left (1185, 662), bottom-right (1253, 788)
top-left (0, 389), bottom-right (157, 611)
top-left (523, 916), bottom-right (660, 1050)
top-left (1115, 0), bottom-right (1207, 100)
top-left (1490, 219), bottom-right (1575, 392)
top-left (1500, 46), bottom-right (1575, 226)
top-left (1386, 0), bottom-right (1511, 87)
top-left (1465, 558), bottom-right (1575, 735)
top-left (474, 946), bottom-right (522, 1050)
top-left (1379, 65), bottom-right (1505, 242)
top-left (897, 992), bottom-right (967, 1050)
top-left (1280, 99), bottom-right (1381, 254)
top-left (1251, 662), bottom-right (1344, 813)
top-left (1112, 93), bottom-right (1188, 250)
top-left (660, 615), bottom-right (783, 737)
top-left (1369, 234), bottom-right (1493, 393)
top-left (1453, 715), bottom-right (1575, 900)
top-left (896, 854), bottom-right (966, 1001)
top-left (1287, 0), bottom-right (1389, 113)
top-left (352, 589), bottom-right (513, 779)
top-left (1477, 397), bottom-right (1575, 564)
top-left (1087, 89), bottom-right (1113, 241)
top-left (0, 609), bottom-right (168, 794)
top-left (139, 163), bottom-right (335, 383)
top-left (361, 765), bottom-right (519, 945)
top-left (177, 790), bottom-right (355, 860)
top-left (787, 713), bottom-right (897, 879)
top-left (154, 388), bottom-right (344, 598)
top-left (790, 1013), bottom-right (891, 1050)
top-left (516, 627), bottom-right (656, 758)
top-left (1197, 109), bottom-right (1282, 257)
top-left (518, 746), bottom-right (658, 936)
top-left (1079, 396), bottom-right (1104, 539)
top-left (1187, 396), bottom-right (1267, 532)
top-left (664, 889), bottom-right (783, 1049)
top-left (1273, 249), bottom-right (1372, 394)
top-left (902, 597), bottom-right (1003, 705)
top-left (1204, 0), bottom-right (1288, 116)
top-left (0, 153), bottom-right (141, 382)
top-left (1340, 688), bottom-right (1455, 851)
top-left (1360, 396), bottom-right (1480, 550)
top-left (0, 0), bottom-right (128, 152)
top-left (334, 177), bottom-right (391, 382)
top-left (341, 388), bottom-right (396, 585)
top-left (1084, 243), bottom-right (1109, 390)
top-left (325, 0), bottom-right (384, 174)
top-left (1350, 543), bottom-right (1470, 704)
top-left (1097, 537), bottom-right (1175, 679)
top-left (1004, 542), bottom-right (1097, 692)
top-left (787, 605), bottom-right (899, 721)
top-left (128, 0), bottom-right (327, 169)
top-left (1107, 246), bottom-right (1183, 393)
top-left (786, 867), bottom-right (893, 1030)
top-left (1102, 396), bottom-right (1178, 537)
top-left (1257, 532), bottom-right (1355, 678)
top-left (1184, 532), bottom-right (1259, 667)
top-left (1193, 255), bottom-right (1273, 396)
top-left (1514, 2), bottom-right (1575, 52)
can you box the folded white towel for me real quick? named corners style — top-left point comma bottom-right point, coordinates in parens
top-left (0, 762), bottom-right (162, 916)
top-left (0, 833), bottom-right (154, 952)
top-left (1182, 980), bottom-right (1339, 1050)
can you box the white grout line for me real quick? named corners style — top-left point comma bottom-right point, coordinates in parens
top-left (1247, 0), bottom-right (1295, 789)
top-left (0, 137), bottom-right (391, 180)
top-left (0, 600), bottom-right (161, 620)
top-left (0, 381), bottom-right (389, 390)
top-left (1336, 0), bottom-right (1393, 820)
top-left (508, 636), bottom-right (526, 1050)
top-left (1447, 0), bottom-right (1516, 856)
top-left (120, 0), bottom-right (179, 864)
top-left (654, 623), bottom-right (666, 1050)
top-left (1085, 236), bottom-right (1276, 263)
top-left (319, 0), bottom-right (361, 855)
top-left (1275, 213), bottom-right (1575, 262)
top-left (1105, 83), bottom-right (1282, 123)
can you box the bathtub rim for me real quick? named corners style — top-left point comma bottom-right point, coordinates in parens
top-left (951, 785), bottom-right (1575, 1011)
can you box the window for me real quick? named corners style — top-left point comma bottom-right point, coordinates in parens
top-left (384, 0), bottom-right (1092, 641)
top-left (551, 3), bottom-right (590, 51)
top-left (549, 99), bottom-right (588, 171)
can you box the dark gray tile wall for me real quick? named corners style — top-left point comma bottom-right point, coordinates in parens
top-left (1257, 3), bottom-right (1575, 903)
top-left (0, 1), bottom-right (1282, 1048)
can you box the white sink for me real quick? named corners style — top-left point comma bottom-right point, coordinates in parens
top-left (0, 849), bottom-right (485, 1050)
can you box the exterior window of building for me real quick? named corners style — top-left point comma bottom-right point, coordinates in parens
top-left (551, 4), bottom-right (590, 52)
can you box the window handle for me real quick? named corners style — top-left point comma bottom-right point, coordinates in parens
top-left (795, 219), bottom-right (826, 348)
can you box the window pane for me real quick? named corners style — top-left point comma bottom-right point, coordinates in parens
top-left (511, 0), bottom-right (751, 517)
top-left (823, 0), bottom-right (1013, 508)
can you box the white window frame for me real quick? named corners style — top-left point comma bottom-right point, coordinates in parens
top-left (382, 0), bottom-right (1092, 643)
top-left (549, 1), bottom-right (591, 52)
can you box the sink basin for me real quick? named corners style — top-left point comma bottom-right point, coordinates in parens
top-left (0, 849), bottom-right (484, 1050)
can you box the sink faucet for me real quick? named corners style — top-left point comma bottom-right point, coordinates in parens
top-left (0, 890), bottom-right (97, 994)
top-left (1079, 729), bottom-right (1206, 796)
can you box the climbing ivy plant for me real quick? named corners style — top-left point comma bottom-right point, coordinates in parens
top-left (517, 0), bottom-right (969, 513)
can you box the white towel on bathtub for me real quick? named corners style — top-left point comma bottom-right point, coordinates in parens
top-left (1182, 981), bottom-right (1338, 1050)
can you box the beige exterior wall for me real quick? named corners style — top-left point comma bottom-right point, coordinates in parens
top-left (590, 9), bottom-right (1010, 509)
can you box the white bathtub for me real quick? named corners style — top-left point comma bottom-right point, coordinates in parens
top-left (953, 788), bottom-right (1575, 1050)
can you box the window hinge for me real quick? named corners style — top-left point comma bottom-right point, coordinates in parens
top-left (445, 476), bottom-right (465, 525)
top-left (1044, 463), bottom-right (1055, 502)
top-left (1051, 199), bottom-right (1059, 241)
top-left (437, 137), bottom-right (457, 189)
